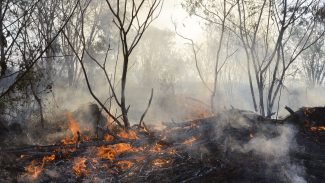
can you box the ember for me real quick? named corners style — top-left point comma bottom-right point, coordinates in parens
top-left (25, 160), bottom-right (42, 179)
top-left (309, 126), bottom-right (325, 132)
top-left (116, 160), bottom-right (133, 169)
top-left (182, 136), bottom-right (198, 145)
top-left (152, 158), bottom-right (171, 167)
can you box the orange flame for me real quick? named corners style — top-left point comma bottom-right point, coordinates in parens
top-left (118, 130), bottom-right (138, 139)
top-left (310, 126), bottom-right (325, 132)
top-left (67, 112), bottom-right (80, 138)
top-left (43, 155), bottom-right (56, 162)
top-left (151, 143), bottom-right (163, 152)
top-left (116, 160), bottom-right (133, 169)
top-left (182, 136), bottom-right (198, 145)
top-left (62, 112), bottom-right (80, 144)
top-left (25, 155), bottom-right (56, 179)
top-left (73, 157), bottom-right (88, 175)
top-left (103, 134), bottom-right (114, 141)
top-left (25, 160), bottom-right (43, 179)
top-left (152, 158), bottom-right (171, 167)
top-left (97, 143), bottom-right (134, 160)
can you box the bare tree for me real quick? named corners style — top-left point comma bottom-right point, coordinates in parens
top-left (183, 0), bottom-right (325, 117)
top-left (181, 0), bottom-right (238, 113)
top-left (0, 0), bottom-right (80, 128)
top-left (299, 6), bottom-right (325, 87)
top-left (236, 0), bottom-right (325, 117)
top-left (105, 0), bottom-right (163, 128)
top-left (302, 37), bottom-right (325, 87)
top-left (61, 0), bottom-right (162, 129)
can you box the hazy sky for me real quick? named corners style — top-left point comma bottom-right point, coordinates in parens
top-left (152, 0), bottom-right (204, 40)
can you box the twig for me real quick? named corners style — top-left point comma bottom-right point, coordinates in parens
top-left (139, 88), bottom-right (154, 128)
top-left (285, 106), bottom-right (295, 116)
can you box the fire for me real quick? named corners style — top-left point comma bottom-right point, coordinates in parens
top-left (151, 143), bottom-right (163, 151)
top-left (97, 143), bottom-right (135, 160)
top-left (43, 154), bottom-right (56, 162)
top-left (97, 146), bottom-right (116, 160)
top-left (25, 160), bottom-right (43, 179)
top-left (62, 112), bottom-right (81, 144)
top-left (309, 126), bottom-right (325, 132)
top-left (118, 130), bottom-right (138, 139)
top-left (152, 158), bottom-right (171, 167)
top-left (183, 136), bottom-right (198, 145)
top-left (25, 155), bottom-right (56, 179)
top-left (67, 112), bottom-right (80, 137)
top-left (116, 160), bottom-right (133, 169)
top-left (73, 157), bottom-right (88, 175)
top-left (104, 134), bottom-right (114, 141)
top-left (23, 114), bottom-right (177, 180)
top-left (96, 130), bottom-right (140, 161)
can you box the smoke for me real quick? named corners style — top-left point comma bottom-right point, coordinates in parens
top-left (243, 125), bottom-right (306, 182)
top-left (242, 125), bottom-right (295, 157)
top-left (32, 0), bottom-right (325, 127)
top-left (286, 164), bottom-right (307, 183)
top-left (207, 110), bottom-right (307, 183)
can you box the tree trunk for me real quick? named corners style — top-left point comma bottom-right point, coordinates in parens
top-left (0, 2), bottom-right (7, 77)
top-left (121, 55), bottom-right (130, 128)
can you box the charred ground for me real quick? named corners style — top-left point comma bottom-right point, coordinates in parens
top-left (0, 106), bottom-right (324, 183)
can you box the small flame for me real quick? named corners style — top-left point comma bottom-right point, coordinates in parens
top-left (25, 155), bottom-right (56, 179)
top-left (62, 112), bottom-right (80, 144)
top-left (43, 155), bottom-right (56, 162)
top-left (67, 112), bottom-right (80, 137)
top-left (183, 136), bottom-right (198, 145)
top-left (152, 158), bottom-right (171, 167)
top-left (116, 160), bottom-right (133, 169)
top-left (73, 157), bottom-right (88, 175)
top-left (25, 160), bottom-right (43, 179)
top-left (151, 143), bottom-right (163, 152)
top-left (118, 130), bottom-right (138, 139)
top-left (309, 126), bottom-right (325, 132)
top-left (97, 143), bottom-right (134, 160)
top-left (103, 134), bottom-right (114, 141)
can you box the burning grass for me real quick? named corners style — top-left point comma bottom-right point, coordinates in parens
top-left (309, 126), bottom-right (325, 132)
top-left (23, 155), bottom-right (56, 180)
top-left (1, 107), bottom-right (325, 182)
top-left (72, 157), bottom-right (88, 175)
top-left (16, 113), bottom-right (180, 181)
top-left (152, 158), bottom-right (172, 167)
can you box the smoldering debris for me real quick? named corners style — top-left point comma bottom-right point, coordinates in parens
top-left (0, 106), bottom-right (324, 183)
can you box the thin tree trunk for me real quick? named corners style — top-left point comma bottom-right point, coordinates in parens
top-left (30, 80), bottom-right (45, 128)
top-left (0, 2), bottom-right (6, 77)
top-left (121, 55), bottom-right (130, 128)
